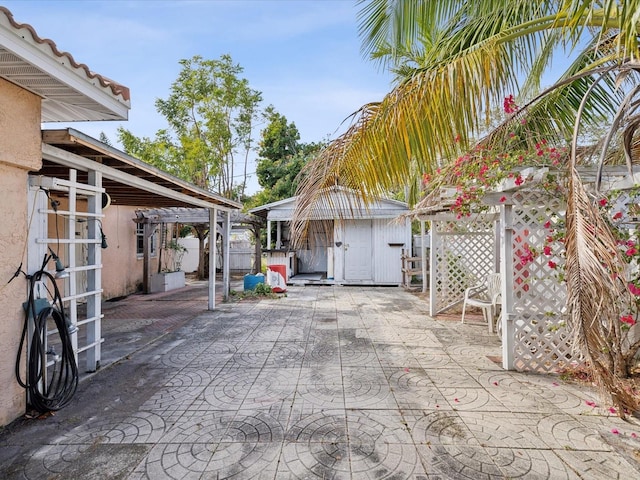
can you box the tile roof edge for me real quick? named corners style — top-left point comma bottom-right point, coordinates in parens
top-left (0, 6), bottom-right (130, 102)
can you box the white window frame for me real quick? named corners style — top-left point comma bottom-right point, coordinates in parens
top-left (136, 223), bottom-right (157, 257)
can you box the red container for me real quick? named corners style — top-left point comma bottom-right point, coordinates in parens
top-left (267, 265), bottom-right (287, 293)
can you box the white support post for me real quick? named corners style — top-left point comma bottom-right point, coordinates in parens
top-left (85, 170), bottom-right (102, 372)
top-left (267, 220), bottom-right (272, 250)
top-left (500, 204), bottom-right (515, 370)
top-left (27, 186), bottom-right (48, 279)
top-left (142, 222), bottom-right (151, 293)
top-left (429, 221), bottom-right (437, 317)
top-left (276, 221), bottom-right (282, 249)
top-left (208, 207), bottom-right (218, 310)
top-left (67, 169), bottom-right (78, 362)
top-left (421, 220), bottom-right (427, 294)
top-left (493, 218), bottom-right (501, 274)
top-left (222, 210), bottom-right (231, 302)
top-left (26, 185), bottom-right (48, 400)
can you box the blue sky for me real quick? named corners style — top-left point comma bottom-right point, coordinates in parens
top-left (3, 0), bottom-right (393, 193)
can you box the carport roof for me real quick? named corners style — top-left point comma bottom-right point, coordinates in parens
top-left (40, 128), bottom-right (242, 211)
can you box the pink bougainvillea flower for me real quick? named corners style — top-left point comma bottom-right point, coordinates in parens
top-left (632, 432), bottom-right (638, 438)
top-left (613, 211), bottom-right (623, 220)
top-left (404, 367), bottom-right (410, 372)
top-left (493, 381), bottom-right (499, 386)
top-left (544, 221), bottom-right (551, 229)
top-left (454, 398), bottom-right (460, 403)
top-left (599, 198), bottom-right (607, 207)
top-left (543, 246), bottom-right (552, 256)
top-left (628, 283), bottom-right (640, 296)
top-left (552, 382), bottom-right (559, 387)
top-left (585, 400), bottom-right (597, 407)
top-left (503, 95), bottom-right (518, 114)
top-left (500, 196), bottom-right (507, 203)
top-left (514, 175), bottom-right (524, 186)
top-left (611, 428), bottom-right (620, 435)
top-left (620, 314), bottom-right (636, 326)
top-left (548, 261), bottom-right (557, 269)
top-left (609, 407), bottom-right (617, 414)
top-left (626, 247), bottom-right (637, 256)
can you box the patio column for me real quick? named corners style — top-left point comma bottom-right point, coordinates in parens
top-left (142, 222), bottom-right (152, 293)
top-left (500, 204), bottom-right (515, 370)
top-left (208, 207), bottom-right (217, 310)
top-left (421, 219), bottom-right (427, 294)
top-left (222, 210), bottom-right (231, 302)
top-left (429, 220), bottom-right (438, 317)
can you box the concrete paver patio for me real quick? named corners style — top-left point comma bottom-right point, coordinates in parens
top-left (1, 284), bottom-right (639, 479)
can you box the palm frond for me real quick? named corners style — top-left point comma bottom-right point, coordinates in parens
top-left (563, 65), bottom-right (640, 415)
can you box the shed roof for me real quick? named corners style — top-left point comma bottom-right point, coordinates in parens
top-left (0, 6), bottom-right (129, 122)
top-left (249, 187), bottom-right (408, 221)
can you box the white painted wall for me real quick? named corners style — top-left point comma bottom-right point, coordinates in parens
top-left (178, 237), bottom-right (200, 273)
top-left (373, 218), bottom-right (411, 284)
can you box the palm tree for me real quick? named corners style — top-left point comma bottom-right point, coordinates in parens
top-left (297, 1), bottom-right (637, 208)
top-left (293, 0), bottom-right (640, 414)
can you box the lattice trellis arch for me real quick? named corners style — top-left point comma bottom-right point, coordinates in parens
top-left (417, 167), bottom-right (640, 374)
top-left (422, 190), bottom-right (575, 373)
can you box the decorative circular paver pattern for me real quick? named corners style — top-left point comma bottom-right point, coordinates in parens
top-left (198, 370), bottom-right (261, 409)
top-left (2, 285), bottom-right (638, 480)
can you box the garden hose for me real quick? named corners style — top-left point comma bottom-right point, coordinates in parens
top-left (15, 255), bottom-right (78, 412)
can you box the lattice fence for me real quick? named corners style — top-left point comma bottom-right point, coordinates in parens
top-left (508, 190), bottom-right (571, 373)
top-left (430, 216), bottom-right (495, 314)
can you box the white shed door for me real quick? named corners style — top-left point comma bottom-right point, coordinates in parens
top-left (344, 220), bottom-right (372, 281)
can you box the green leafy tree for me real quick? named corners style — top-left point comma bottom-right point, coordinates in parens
top-left (246, 108), bottom-right (324, 209)
top-left (118, 54), bottom-right (262, 198)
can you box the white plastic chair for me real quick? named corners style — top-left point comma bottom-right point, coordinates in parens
top-left (461, 273), bottom-right (502, 333)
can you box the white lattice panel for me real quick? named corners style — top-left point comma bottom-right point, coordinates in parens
top-left (431, 217), bottom-right (495, 314)
top-left (508, 190), bottom-right (571, 373)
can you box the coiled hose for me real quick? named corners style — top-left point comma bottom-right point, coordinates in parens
top-left (15, 258), bottom-right (78, 412)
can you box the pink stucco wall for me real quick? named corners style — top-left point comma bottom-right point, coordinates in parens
top-left (101, 205), bottom-right (158, 299)
top-left (45, 200), bottom-right (157, 301)
top-left (0, 78), bottom-right (41, 426)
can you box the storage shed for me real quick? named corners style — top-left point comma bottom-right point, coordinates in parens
top-left (249, 188), bottom-right (411, 285)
